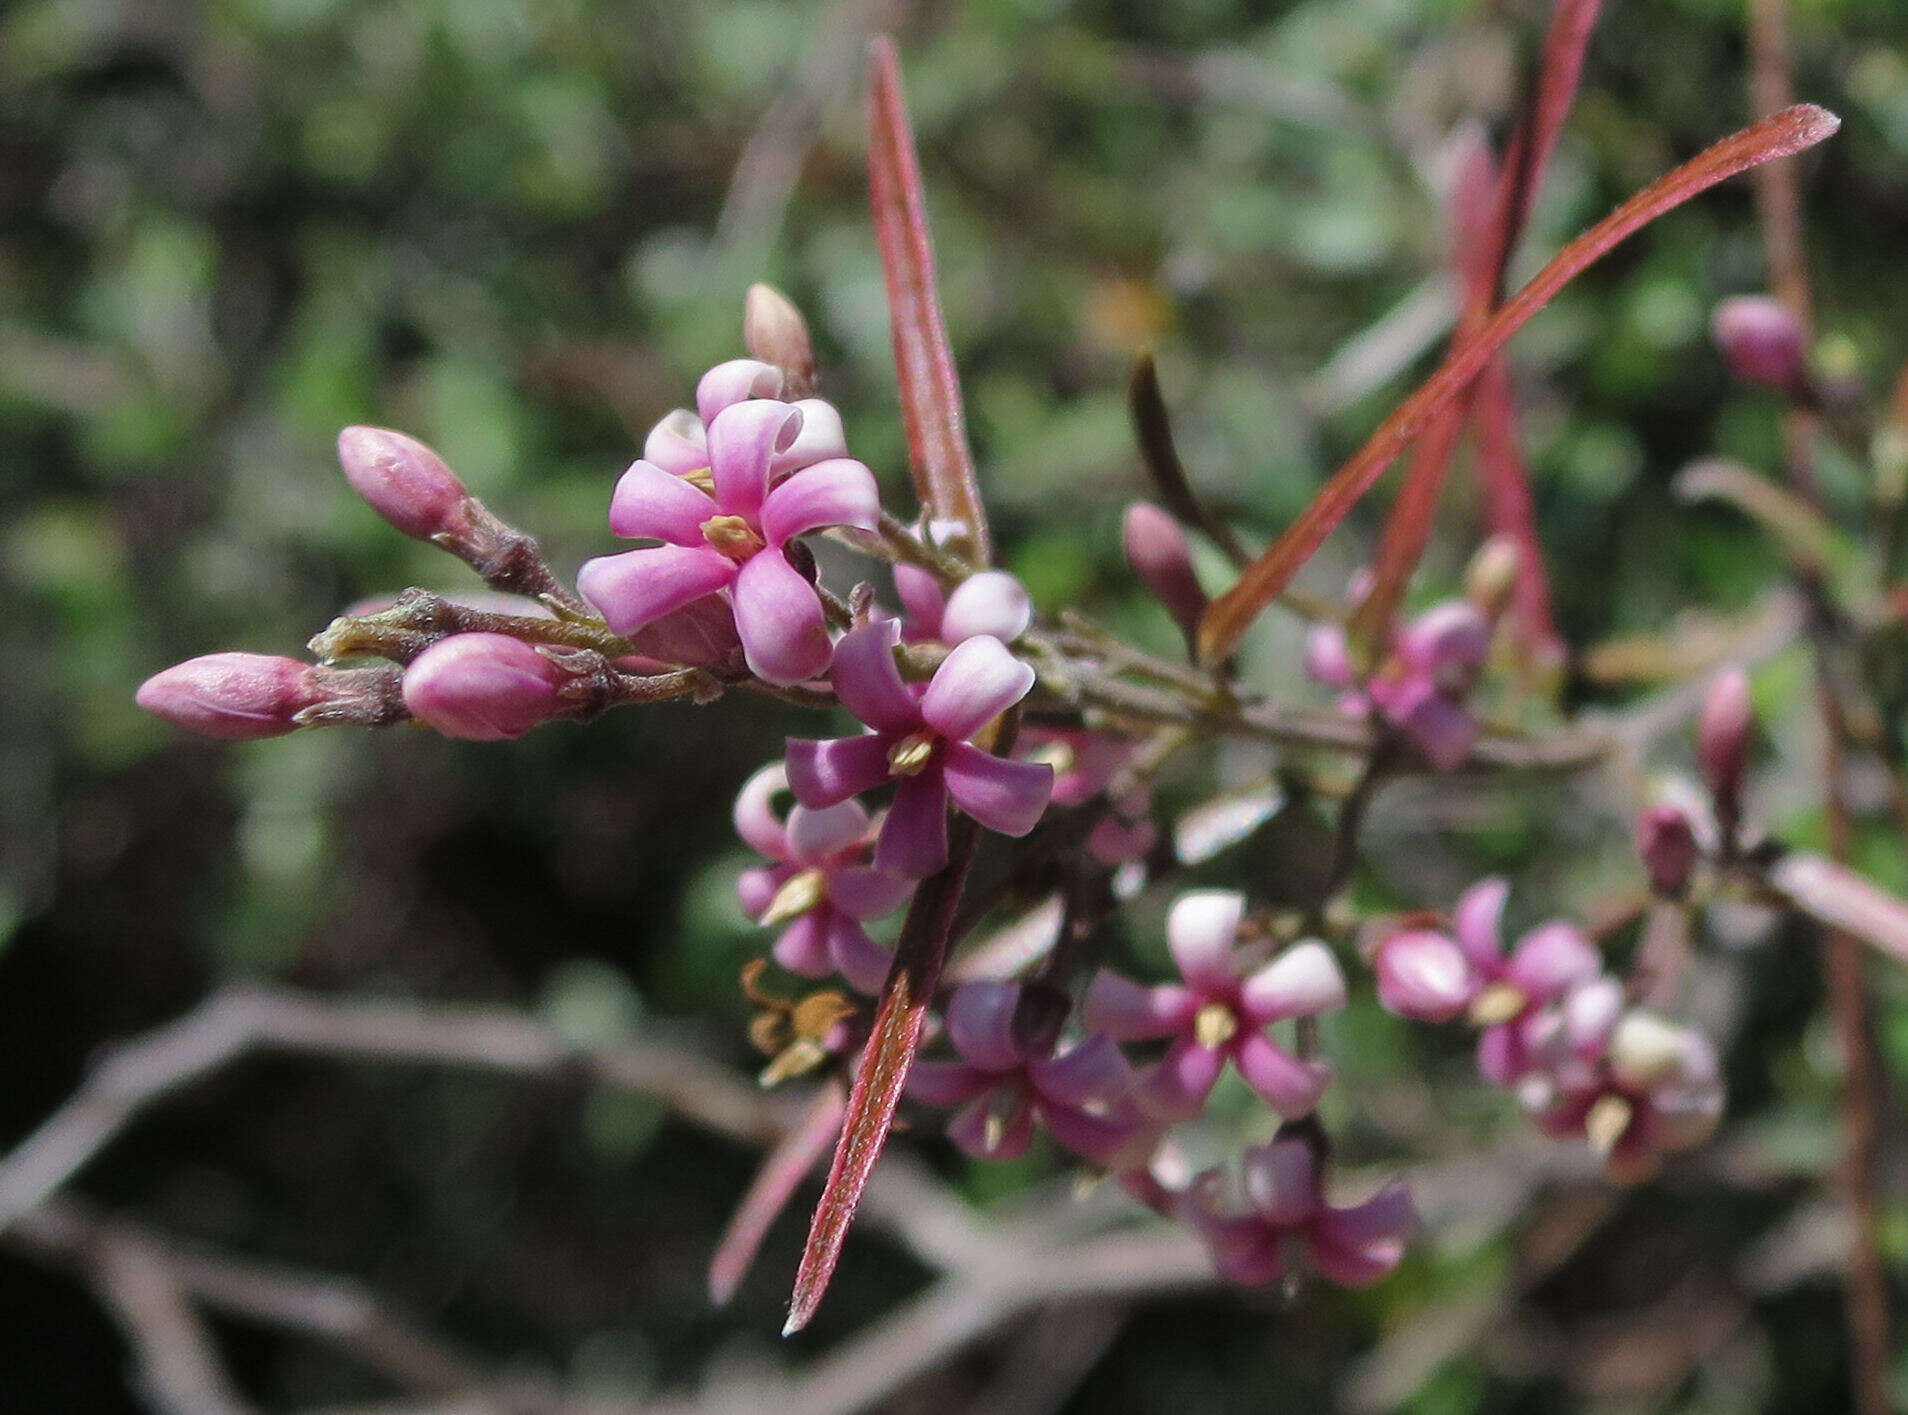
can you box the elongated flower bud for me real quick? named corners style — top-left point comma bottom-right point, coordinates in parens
top-left (745, 283), bottom-right (818, 396)
top-left (402, 633), bottom-right (569, 740)
top-left (137, 653), bottom-right (324, 739)
top-left (1697, 667), bottom-right (1753, 834)
top-left (1636, 804), bottom-right (1699, 898)
top-left (336, 426), bottom-right (472, 542)
top-left (1711, 296), bottom-right (1806, 395)
top-left (1123, 502), bottom-right (1206, 643)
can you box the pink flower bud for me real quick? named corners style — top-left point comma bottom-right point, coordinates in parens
top-left (336, 426), bottom-right (472, 542)
top-left (402, 633), bottom-right (569, 740)
top-left (744, 283), bottom-right (817, 394)
top-left (941, 571), bottom-right (1032, 644)
top-left (136, 653), bottom-right (323, 739)
top-left (1697, 667), bottom-right (1753, 825)
top-left (1711, 296), bottom-right (1806, 394)
top-left (1636, 804), bottom-right (1700, 898)
top-left (1122, 502), bottom-right (1206, 641)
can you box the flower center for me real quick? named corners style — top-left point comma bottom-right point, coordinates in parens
top-left (1584, 1093), bottom-right (1633, 1157)
top-left (886, 731), bottom-right (937, 777)
top-left (1467, 981), bottom-right (1526, 1027)
top-left (680, 465), bottom-right (716, 495)
top-left (759, 867), bottom-right (826, 925)
top-left (701, 513), bottom-right (764, 559)
top-left (1193, 1000), bottom-right (1239, 1048)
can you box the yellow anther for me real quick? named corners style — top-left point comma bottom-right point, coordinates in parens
top-left (1584, 1094), bottom-right (1634, 1157)
top-left (701, 513), bottom-right (765, 558)
top-left (759, 1038), bottom-right (828, 1088)
top-left (681, 466), bottom-right (716, 495)
top-left (886, 731), bottom-right (936, 777)
top-left (1467, 982), bottom-right (1527, 1028)
top-left (1193, 1001), bottom-right (1239, 1048)
top-left (759, 868), bottom-right (826, 926)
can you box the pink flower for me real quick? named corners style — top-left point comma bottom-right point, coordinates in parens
top-left (1711, 295), bottom-right (1806, 394)
top-left (1306, 599), bottom-right (1490, 770)
top-left (1083, 891), bottom-right (1346, 1119)
top-left (1182, 1135), bottom-right (1417, 1288)
top-left (785, 621), bottom-right (1054, 877)
top-left (401, 633), bottom-right (572, 740)
top-left (1636, 803), bottom-right (1700, 898)
top-left (908, 981), bottom-right (1143, 1164)
top-left (136, 653), bottom-right (326, 740)
top-left (577, 397), bottom-right (878, 686)
top-left (890, 565), bottom-right (1032, 645)
top-left (733, 764), bottom-right (912, 994)
top-left (1025, 727), bottom-right (1158, 865)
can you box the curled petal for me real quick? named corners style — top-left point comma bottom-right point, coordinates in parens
top-left (1453, 877), bottom-right (1509, 971)
top-left (1029, 1034), bottom-right (1136, 1109)
top-left (1039, 1101), bottom-right (1137, 1165)
top-left (892, 564), bottom-right (946, 637)
top-left (1082, 971), bottom-right (1196, 1041)
top-left (1308, 1182), bottom-right (1416, 1287)
top-left (1234, 1032), bottom-right (1330, 1116)
top-left (785, 734), bottom-right (891, 810)
top-left (876, 768), bottom-right (950, 878)
top-left (608, 459), bottom-right (717, 543)
top-left (1165, 890), bottom-right (1247, 995)
top-left (907, 1061), bottom-right (996, 1107)
top-left (733, 763), bottom-right (792, 860)
top-left (1137, 1037), bottom-right (1225, 1119)
top-left (1561, 977), bottom-right (1625, 1058)
top-left (1238, 940), bottom-right (1346, 1025)
top-left (941, 741), bottom-right (1052, 837)
top-left (737, 865), bottom-right (786, 919)
top-left (708, 399), bottom-right (802, 520)
top-left (828, 620), bottom-right (919, 735)
top-left (772, 398), bottom-right (849, 477)
top-left (1240, 1137), bottom-right (1321, 1226)
top-left (785, 799), bottom-right (872, 865)
top-left (1505, 922), bottom-right (1601, 1002)
top-left (825, 912), bottom-right (893, 995)
top-left (944, 981), bottom-right (1023, 1072)
top-left (826, 865), bottom-right (913, 921)
top-left (940, 571), bottom-right (1032, 645)
top-left (1373, 930), bottom-right (1476, 1022)
top-left (1476, 1021), bottom-right (1528, 1086)
top-left (1203, 1217), bottom-right (1286, 1287)
top-left (577, 545), bottom-right (735, 636)
top-left (733, 550), bottom-right (831, 685)
top-left (760, 458), bottom-right (881, 547)
top-left (772, 913), bottom-right (834, 977)
top-left (919, 636), bottom-right (1035, 742)
top-left (643, 407), bottom-right (709, 476)
top-left (696, 358), bottom-right (784, 425)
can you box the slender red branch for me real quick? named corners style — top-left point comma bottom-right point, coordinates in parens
top-left (1198, 104), bottom-right (1840, 665)
top-left (867, 37), bottom-right (990, 564)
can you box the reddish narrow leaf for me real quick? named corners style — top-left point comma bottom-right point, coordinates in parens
top-left (1769, 852), bottom-right (1908, 966)
top-left (709, 1078), bottom-right (846, 1307)
top-left (867, 37), bottom-right (990, 564)
top-left (1472, 357), bottom-right (1562, 659)
top-left (1197, 104), bottom-right (1840, 666)
top-left (1129, 352), bottom-right (1249, 568)
top-left (784, 813), bottom-right (980, 1335)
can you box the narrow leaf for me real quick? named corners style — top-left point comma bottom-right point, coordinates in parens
top-left (709, 1079), bottom-right (846, 1307)
top-left (867, 37), bottom-right (989, 563)
top-left (784, 813), bottom-right (980, 1335)
top-left (1197, 104), bottom-right (1840, 666)
top-left (1768, 851), bottom-right (1908, 965)
top-left (1472, 357), bottom-right (1563, 659)
top-left (1129, 353), bottom-right (1248, 568)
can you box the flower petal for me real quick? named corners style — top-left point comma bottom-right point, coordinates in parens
top-left (696, 358), bottom-right (783, 425)
top-left (1234, 1032), bottom-right (1330, 1116)
top-left (939, 571), bottom-right (1032, 645)
top-left (771, 913), bottom-right (832, 977)
top-left (1202, 1218), bottom-right (1286, 1287)
top-left (1240, 1137), bottom-right (1321, 1226)
top-left (828, 620), bottom-right (919, 735)
top-left (732, 762), bottom-right (791, 861)
top-left (1238, 940), bottom-right (1346, 1024)
top-left (906, 1061), bottom-right (995, 1107)
top-left (875, 769), bottom-right (949, 878)
top-left (1373, 930), bottom-right (1476, 1022)
top-left (826, 865), bottom-right (913, 921)
top-left (771, 398), bottom-right (849, 478)
top-left (943, 981), bottom-right (1022, 1072)
top-left (1307, 1182), bottom-right (1416, 1287)
top-left (785, 734), bottom-right (890, 809)
top-left (1081, 972), bottom-right (1196, 1040)
top-left (707, 398), bottom-right (802, 520)
top-left (785, 799), bottom-right (872, 865)
top-left (1452, 877), bottom-right (1510, 971)
top-left (892, 564), bottom-right (945, 638)
top-left (1029, 1034), bottom-right (1135, 1109)
top-left (1506, 922), bottom-right (1601, 1002)
top-left (941, 741), bottom-right (1052, 837)
top-left (607, 458), bottom-right (717, 543)
top-left (577, 545), bottom-right (735, 635)
top-left (760, 458), bottom-right (880, 547)
top-left (1165, 890), bottom-right (1246, 995)
top-left (1038, 1100), bottom-right (1137, 1165)
top-left (737, 865), bottom-right (786, 918)
top-left (824, 911), bottom-right (893, 995)
top-left (733, 550), bottom-right (830, 685)
top-left (643, 407), bottom-right (708, 476)
top-left (1382, 675), bottom-right (1478, 771)
top-left (919, 635), bottom-right (1035, 742)
top-left (1137, 1037), bottom-right (1225, 1119)
top-left (946, 1092), bottom-right (1033, 1160)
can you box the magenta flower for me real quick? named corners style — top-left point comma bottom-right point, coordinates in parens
top-left (402, 632), bottom-right (571, 740)
top-left (1025, 726), bottom-right (1158, 865)
top-left (785, 620), bottom-right (1053, 877)
top-left (1306, 598), bottom-right (1490, 770)
top-left (1181, 1135), bottom-right (1417, 1288)
top-left (577, 397), bottom-right (878, 686)
top-left (891, 565), bottom-right (1032, 645)
top-left (1083, 891), bottom-right (1345, 1119)
top-left (733, 764), bottom-right (912, 995)
top-left (907, 981), bottom-right (1143, 1164)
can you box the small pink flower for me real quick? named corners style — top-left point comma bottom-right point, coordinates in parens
top-left (908, 981), bottom-right (1143, 1164)
top-left (1024, 728), bottom-right (1158, 865)
top-left (1636, 803), bottom-right (1700, 898)
top-left (401, 633), bottom-right (572, 740)
top-left (890, 565), bottom-right (1032, 645)
top-left (1182, 1135), bottom-right (1417, 1288)
top-left (785, 621), bottom-right (1054, 877)
top-left (577, 397), bottom-right (878, 685)
top-left (1306, 599), bottom-right (1490, 771)
top-left (733, 764), bottom-right (912, 994)
top-left (136, 653), bottom-right (325, 740)
top-left (1083, 891), bottom-right (1345, 1119)
top-left (1711, 295), bottom-right (1806, 394)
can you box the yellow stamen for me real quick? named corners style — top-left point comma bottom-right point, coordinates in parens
top-left (1585, 1094), bottom-right (1634, 1157)
top-left (681, 466), bottom-right (715, 495)
top-left (759, 867), bottom-right (827, 926)
top-left (759, 1038), bottom-right (827, 1088)
top-left (886, 731), bottom-right (936, 777)
top-left (1193, 1001), bottom-right (1239, 1048)
top-left (1467, 981), bottom-right (1527, 1028)
top-left (701, 513), bottom-right (765, 558)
